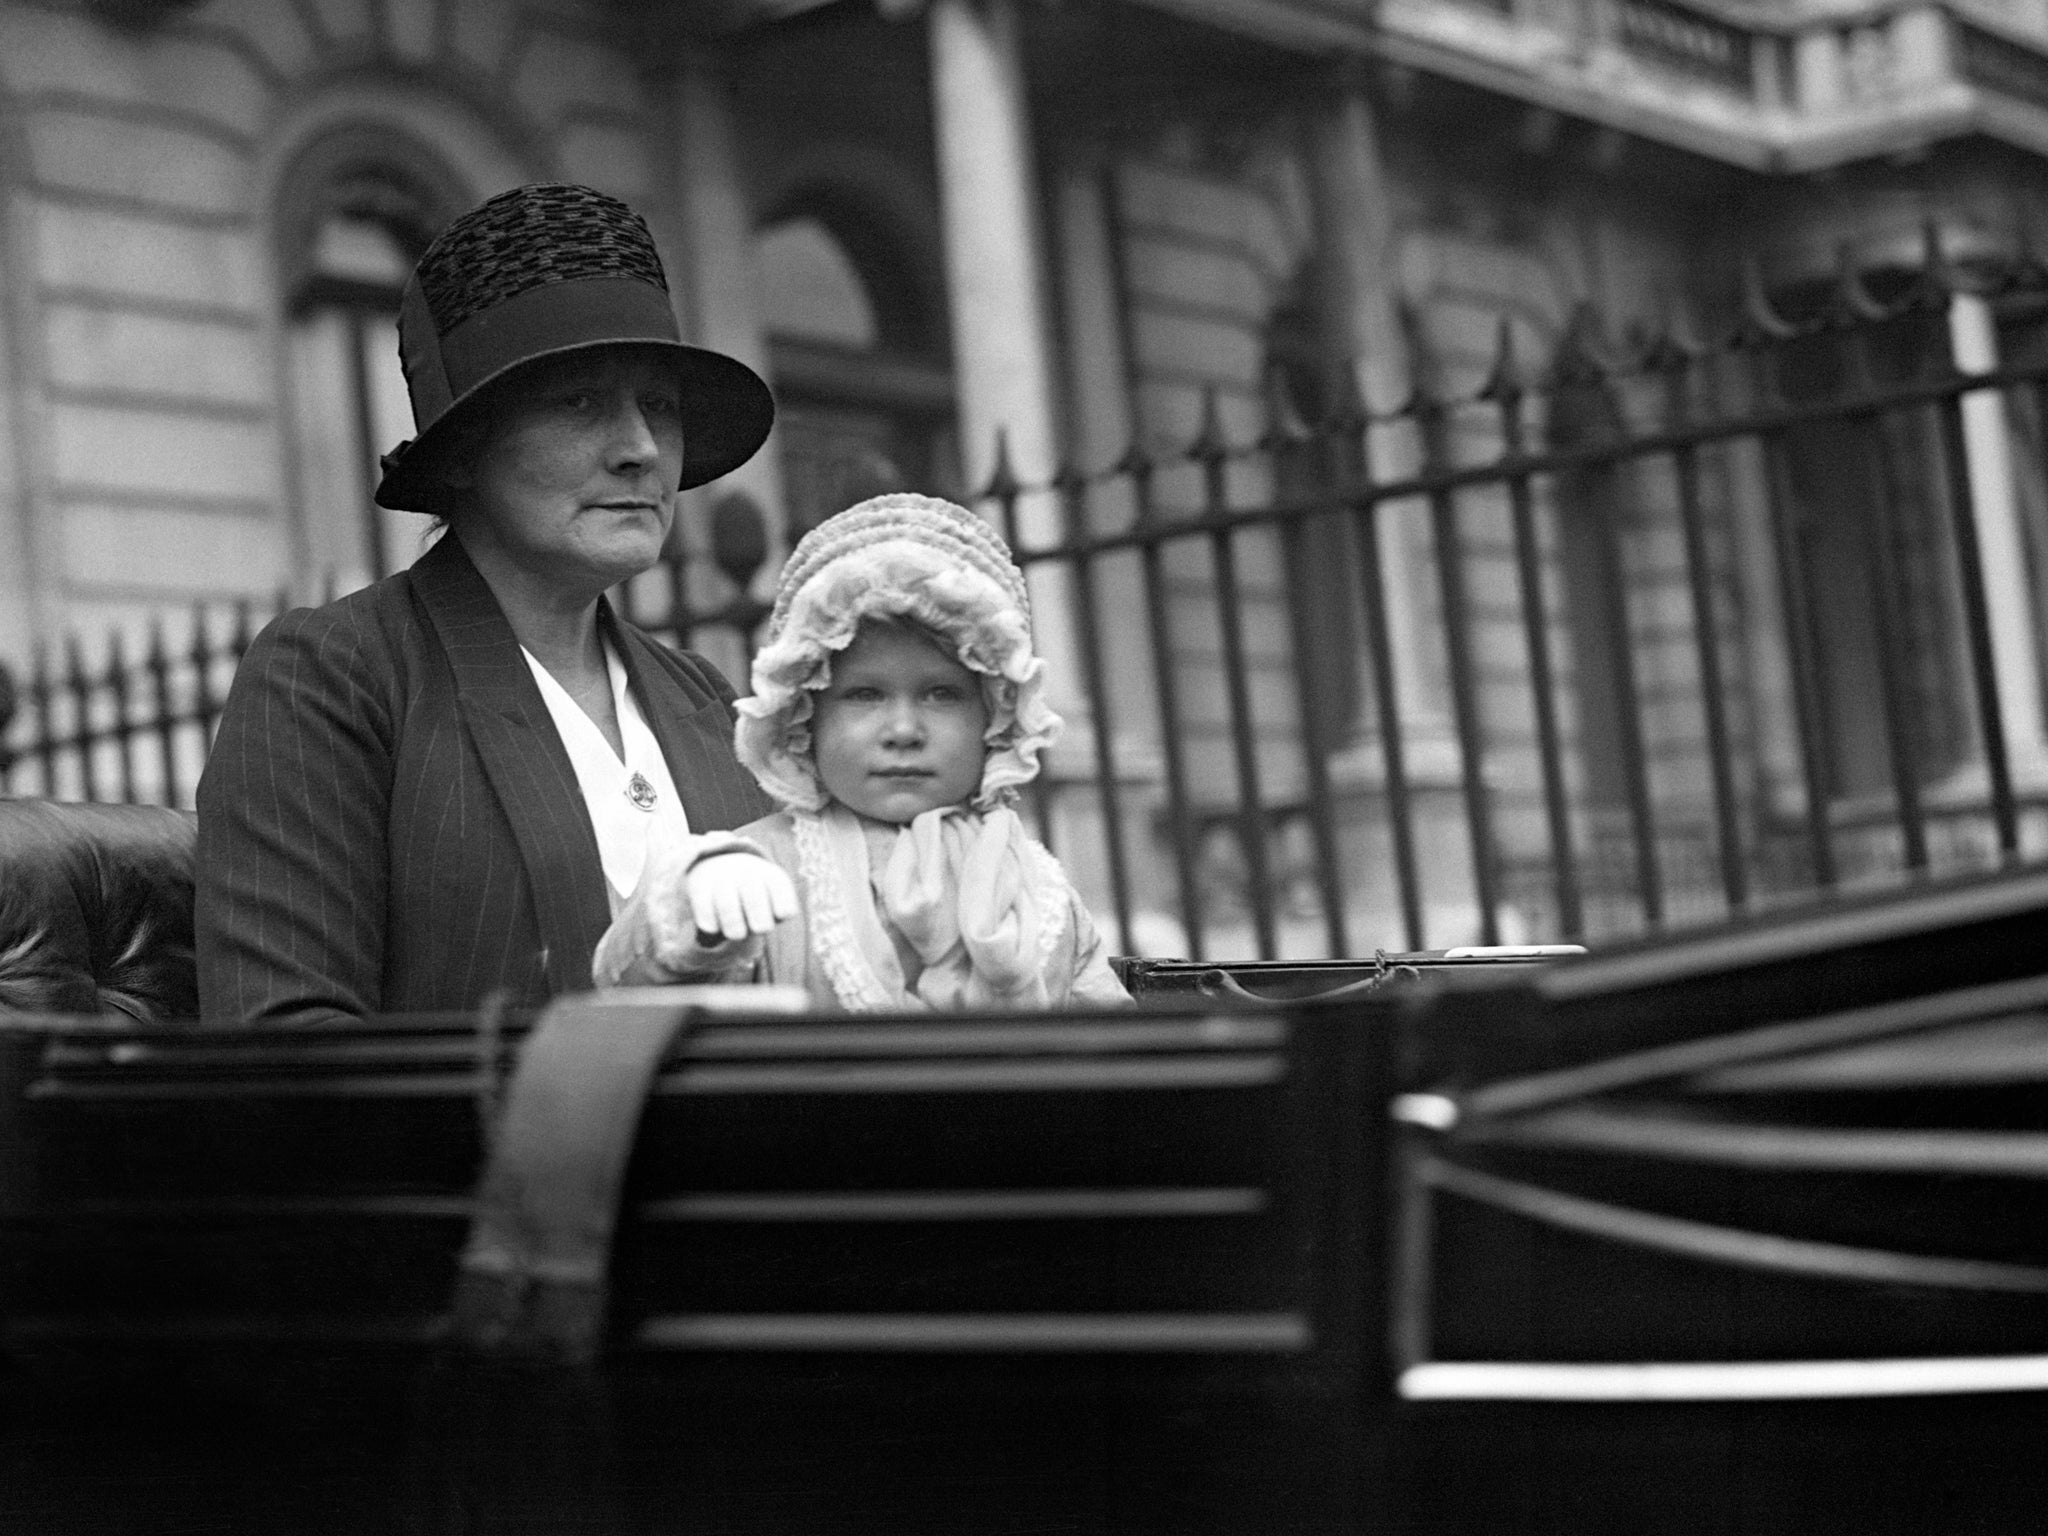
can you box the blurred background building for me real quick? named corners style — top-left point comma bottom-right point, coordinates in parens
top-left (8, 0), bottom-right (2048, 959)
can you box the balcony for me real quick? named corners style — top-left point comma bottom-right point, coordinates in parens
top-left (1399, 0), bottom-right (2048, 166)
top-left (1146, 0), bottom-right (2048, 171)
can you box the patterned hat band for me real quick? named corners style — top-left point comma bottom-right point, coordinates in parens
top-left (374, 183), bottom-right (773, 512)
top-left (395, 274), bottom-right (680, 430)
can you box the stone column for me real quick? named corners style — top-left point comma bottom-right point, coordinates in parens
top-left (1309, 77), bottom-right (1409, 418)
top-left (0, 196), bottom-right (42, 669)
top-left (670, 53), bottom-right (785, 530)
top-left (1949, 291), bottom-right (2048, 778)
top-left (1042, 147), bottom-right (1170, 945)
top-left (656, 53), bottom-right (786, 682)
top-left (927, 0), bottom-right (1083, 717)
top-left (1304, 74), bottom-right (1440, 750)
top-left (1793, 28), bottom-right (1843, 113)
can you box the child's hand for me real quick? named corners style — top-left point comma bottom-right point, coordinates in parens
top-left (684, 850), bottom-right (799, 946)
top-left (593, 832), bottom-right (796, 987)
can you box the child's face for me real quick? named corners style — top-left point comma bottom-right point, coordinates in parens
top-left (811, 621), bottom-right (990, 823)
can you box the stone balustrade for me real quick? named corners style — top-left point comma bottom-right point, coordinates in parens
top-left (1365, 0), bottom-right (2048, 166)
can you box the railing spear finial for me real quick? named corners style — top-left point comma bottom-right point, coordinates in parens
top-left (1733, 254), bottom-right (1798, 348)
top-left (1648, 293), bottom-right (1703, 368)
top-left (1259, 363), bottom-right (1311, 453)
top-left (978, 427), bottom-right (1021, 504)
top-left (1823, 240), bottom-right (1889, 327)
top-left (709, 489), bottom-right (770, 591)
top-left (1552, 301), bottom-right (1615, 389)
top-left (1325, 357), bottom-right (1368, 436)
top-left (1187, 384), bottom-right (1230, 465)
top-left (2012, 211), bottom-right (2048, 292)
top-left (1900, 218), bottom-right (1964, 312)
top-left (1478, 316), bottom-right (1523, 403)
top-left (1050, 440), bottom-right (1088, 494)
top-left (1111, 426), bottom-right (1154, 482)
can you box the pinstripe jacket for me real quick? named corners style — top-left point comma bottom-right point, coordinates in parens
top-left (195, 534), bottom-right (771, 1027)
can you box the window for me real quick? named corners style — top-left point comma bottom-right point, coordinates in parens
top-left (1769, 308), bottom-right (1973, 798)
top-left (277, 143), bottom-right (460, 592)
top-left (755, 209), bottom-right (958, 538)
top-left (1990, 293), bottom-right (2048, 738)
top-left (759, 217), bottom-right (880, 349)
top-left (1547, 377), bottom-right (1644, 811)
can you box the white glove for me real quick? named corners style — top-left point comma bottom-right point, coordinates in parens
top-left (682, 848), bottom-right (799, 946)
top-left (592, 831), bottom-right (797, 987)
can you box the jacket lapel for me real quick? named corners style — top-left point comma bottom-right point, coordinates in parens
top-left (410, 537), bottom-right (612, 998)
top-left (608, 616), bottom-right (771, 832)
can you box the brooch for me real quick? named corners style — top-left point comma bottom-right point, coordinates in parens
top-left (625, 772), bottom-right (658, 812)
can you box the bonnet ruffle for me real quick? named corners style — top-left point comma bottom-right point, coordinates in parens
top-left (734, 493), bottom-right (1063, 813)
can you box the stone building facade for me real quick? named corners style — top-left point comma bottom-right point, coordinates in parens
top-left (9, 0), bottom-right (2048, 952)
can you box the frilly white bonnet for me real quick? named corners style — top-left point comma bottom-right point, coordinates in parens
top-left (734, 493), bottom-right (1063, 813)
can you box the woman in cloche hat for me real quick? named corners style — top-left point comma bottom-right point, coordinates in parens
top-left (197, 184), bottom-right (792, 1025)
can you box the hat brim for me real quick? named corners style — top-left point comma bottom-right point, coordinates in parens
top-left (373, 339), bottom-right (775, 512)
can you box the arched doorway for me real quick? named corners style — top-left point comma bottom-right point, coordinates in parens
top-left (755, 206), bottom-right (959, 537)
top-left (275, 133), bottom-right (465, 591)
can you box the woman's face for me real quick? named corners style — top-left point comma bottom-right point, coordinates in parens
top-left (811, 621), bottom-right (990, 823)
top-left (454, 347), bottom-right (685, 599)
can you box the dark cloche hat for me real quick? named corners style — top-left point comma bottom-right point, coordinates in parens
top-left (374, 183), bottom-right (775, 512)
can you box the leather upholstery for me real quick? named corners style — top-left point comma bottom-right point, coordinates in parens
top-left (0, 799), bottom-right (199, 1023)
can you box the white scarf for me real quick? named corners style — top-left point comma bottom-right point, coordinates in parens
top-left (792, 803), bottom-right (1069, 1011)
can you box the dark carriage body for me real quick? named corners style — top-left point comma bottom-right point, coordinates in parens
top-left (4, 860), bottom-right (2048, 1529)
top-left (1391, 866), bottom-right (2048, 1533)
top-left (0, 998), bottom-right (1387, 1533)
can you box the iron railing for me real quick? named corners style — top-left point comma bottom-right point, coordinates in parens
top-left (0, 496), bottom-right (774, 812)
top-left (0, 609), bottom-right (255, 811)
top-left (971, 233), bottom-right (2048, 959)
top-left (9, 236), bottom-right (2048, 961)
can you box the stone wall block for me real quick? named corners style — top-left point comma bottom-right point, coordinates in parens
top-left (1173, 656), bottom-right (1304, 739)
top-left (0, 7), bottom-right (143, 96)
top-left (385, 0), bottom-right (441, 65)
top-left (306, 0), bottom-right (376, 52)
top-left (61, 505), bottom-right (284, 596)
top-left (1121, 234), bottom-right (1269, 318)
top-left (1129, 310), bottom-right (1262, 385)
top-left (28, 111), bottom-right (249, 217)
top-left (138, 34), bottom-right (277, 140)
top-left (1793, 28), bottom-right (1843, 112)
top-left (1460, 546), bottom-right (1535, 615)
top-left (1236, 600), bottom-right (1297, 666)
top-left (511, 27), bottom-right (646, 130)
top-left (1473, 676), bottom-right (1540, 741)
top-left (44, 307), bottom-right (269, 407)
top-left (1120, 162), bottom-right (1290, 280)
top-left (1237, 194), bottom-right (1302, 292)
top-left (557, 121), bottom-right (654, 201)
top-left (1132, 379), bottom-right (1213, 450)
top-left (50, 404), bottom-right (278, 503)
top-left (34, 205), bottom-right (262, 311)
top-left (449, 0), bottom-right (518, 82)
top-left (1887, 7), bottom-right (1950, 87)
top-left (199, 0), bottom-right (320, 80)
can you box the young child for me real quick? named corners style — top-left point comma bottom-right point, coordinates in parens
top-left (594, 493), bottom-right (1132, 1010)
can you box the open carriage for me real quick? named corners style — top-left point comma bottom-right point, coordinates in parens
top-left (2, 799), bottom-right (2046, 1532)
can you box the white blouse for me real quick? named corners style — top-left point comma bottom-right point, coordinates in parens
top-left (520, 640), bottom-right (691, 912)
